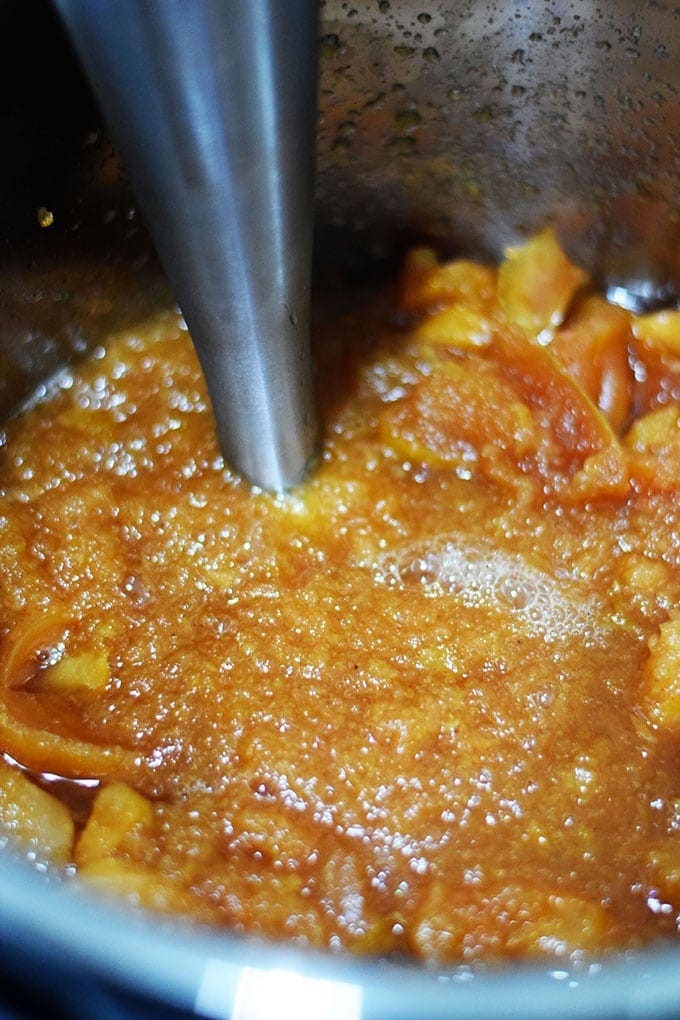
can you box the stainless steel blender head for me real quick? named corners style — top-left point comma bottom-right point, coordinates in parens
top-left (54, 0), bottom-right (319, 491)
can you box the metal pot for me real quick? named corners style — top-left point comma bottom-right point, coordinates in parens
top-left (0, 1), bottom-right (678, 1017)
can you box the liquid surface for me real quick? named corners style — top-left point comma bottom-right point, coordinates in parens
top-left (1, 233), bottom-right (680, 965)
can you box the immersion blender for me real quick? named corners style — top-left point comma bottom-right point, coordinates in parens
top-left (54, 0), bottom-right (319, 491)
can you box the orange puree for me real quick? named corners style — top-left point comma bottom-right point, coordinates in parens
top-left (1, 230), bottom-right (680, 964)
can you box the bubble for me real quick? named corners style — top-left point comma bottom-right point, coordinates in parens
top-left (499, 577), bottom-right (530, 609)
top-left (375, 535), bottom-right (599, 641)
top-left (400, 554), bottom-right (440, 586)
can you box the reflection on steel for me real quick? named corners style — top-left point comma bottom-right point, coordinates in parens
top-left (54, 0), bottom-right (319, 490)
top-left (315, 1), bottom-right (679, 304)
top-left (195, 962), bottom-right (363, 1020)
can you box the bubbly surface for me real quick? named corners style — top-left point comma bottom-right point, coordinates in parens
top-left (1, 237), bottom-right (680, 965)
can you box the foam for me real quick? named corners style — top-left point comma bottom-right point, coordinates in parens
top-left (374, 536), bottom-right (601, 642)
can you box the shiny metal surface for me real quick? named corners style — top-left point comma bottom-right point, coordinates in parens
top-left (54, 0), bottom-right (319, 491)
top-left (0, 1), bottom-right (680, 1017)
top-left (315, 0), bottom-right (679, 307)
top-left (3, 846), bottom-right (680, 1020)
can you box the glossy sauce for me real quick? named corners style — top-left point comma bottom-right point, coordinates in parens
top-left (1, 233), bottom-right (680, 964)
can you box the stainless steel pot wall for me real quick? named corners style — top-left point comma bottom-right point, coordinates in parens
top-left (1, 0), bottom-right (678, 416)
top-left (0, 1), bottom-right (678, 1018)
top-left (316, 0), bottom-right (679, 304)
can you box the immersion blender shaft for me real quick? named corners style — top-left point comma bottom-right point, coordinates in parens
top-left (55, 0), bottom-right (318, 489)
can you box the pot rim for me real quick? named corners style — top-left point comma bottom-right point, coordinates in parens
top-left (1, 850), bottom-right (679, 1019)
